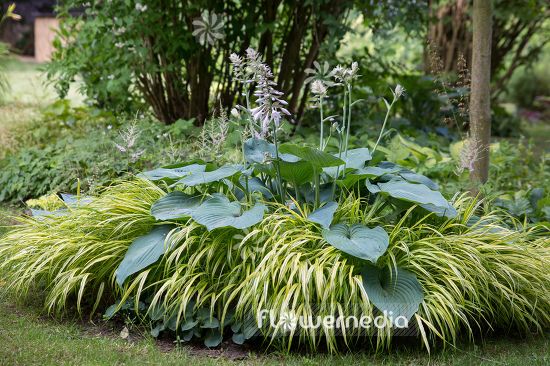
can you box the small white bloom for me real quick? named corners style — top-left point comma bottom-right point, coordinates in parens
top-left (311, 80), bottom-right (327, 96)
top-left (394, 84), bottom-right (405, 99)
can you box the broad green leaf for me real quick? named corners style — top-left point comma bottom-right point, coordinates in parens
top-left (243, 138), bottom-right (276, 164)
top-left (377, 180), bottom-right (456, 218)
top-left (324, 148), bottom-right (372, 178)
top-left (192, 194), bottom-right (267, 231)
top-left (150, 192), bottom-right (202, 220)
top-left (279, 143), bottom-right (344, 168)
top-left (204, 329), bottom-right (223, 347)
top-left (175, 165), bottom-right (241, 187)
top-left (279, 160), bottom-right (314, 186)
top-left (115, 225), bottom-right (176, 286)
top-left (322, 224), bottom-right (389, 263)
top-left (232, 332), bottom-right (245, 344)
top-left (232, 176), bottom-right (273, 200)
top-left (308, 201), bottom-right (338, 228)
top-left (138, 163), bottom-right (206, 181)
top-left (243, 138), bottom-right (299, 163)
top-left (361, 263), bottom-right (424, 321)
top-left (398, 171), bottom-right (439, 191)
top-left (60, 193), bottom-right (93, 207)
top-left (361, 166), bottom-right (401, 178)
top-left (365, 179), bottom-right (381, 193)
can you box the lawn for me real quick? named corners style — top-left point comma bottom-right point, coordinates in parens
top-left (0, 295), bottom-right (548, 366)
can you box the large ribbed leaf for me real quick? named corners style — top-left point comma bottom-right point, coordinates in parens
top-left (243, 138), bottom-right (299, 164)
top-left (139, 164), bottom-right (206, 181)
top-left (115, 225), bottom-right (176, 286)
top-left (279, 143), bottom-right (344, 168)
top-left (279, 160), bottom-right (314, 186)
top-left (361, 263), bottom-right (424, 321)
top-left (175, 165), bottom-right (241, 187)
top-left (398, 171), bottom-right (439, 191)
top-left (377, 180), bottom-right (456, 218)
top-left (150, 192), bottom-right (202, 220)
top-left (324, 148), bottom-right (372, 178)
top-left (232, 176), bottom-right (273, 199)
top-left (192, 194), bottom-right (267, 231)
top-left (322, 224), bottom-right (389, 263)
top-left (243, 138), bottom-right (276, 164)
top-left (308, 201), bottom-right (338, 228)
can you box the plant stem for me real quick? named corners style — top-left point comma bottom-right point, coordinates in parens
top-left (319, 97), bottom-right (324, 150)
top-left (372, 98), bottom-right (396, 154)
top-left (344, 84), bottom-right (352, 157)
top-left (272, 125), bottom-right (285, 201)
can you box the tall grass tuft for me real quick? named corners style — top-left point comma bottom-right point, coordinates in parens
top-left (0, 179), bottom-right (548, 352)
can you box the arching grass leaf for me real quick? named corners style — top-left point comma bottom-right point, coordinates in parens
top-left (192, 194), bottom-right (267, 231)
top-left (115, 225), bottom-right (176, 287)
top-left (361, 263), bottom-right (424, 321)
top-left (308, 201), bottom-right (338, 228)
top-left (322, 224), bottom-right (389, 263)
top-left (174, 165), bottom-right (241, 187)
top-left (150, 192), bottom-right (202, 220)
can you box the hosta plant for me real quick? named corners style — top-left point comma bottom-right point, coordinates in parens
top-left (1, 49), bottom-right (549, 352)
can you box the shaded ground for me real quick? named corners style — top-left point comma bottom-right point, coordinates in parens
top-left (0, 295), bottom-right (548, 366)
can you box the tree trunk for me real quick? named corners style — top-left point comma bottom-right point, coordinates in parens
top-left (469, 0), bottom-right (492, 187)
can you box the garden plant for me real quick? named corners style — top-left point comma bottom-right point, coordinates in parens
top-left (0, 49), bottom-right (548, 354)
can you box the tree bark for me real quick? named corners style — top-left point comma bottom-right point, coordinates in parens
top-left (469, 0), bottom-right (492, 187)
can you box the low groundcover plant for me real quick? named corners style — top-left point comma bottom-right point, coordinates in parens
top-left (0, 50), bottom-right (548, 353)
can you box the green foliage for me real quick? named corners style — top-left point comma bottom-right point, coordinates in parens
top-left (0, 180), bottom-right (548, 353)
top-left (48, 0), bottom-right (354, 122)
top-left (0, 102), bottom-right (200, 203)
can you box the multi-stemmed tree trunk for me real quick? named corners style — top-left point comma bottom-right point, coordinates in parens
top-left (469, 0), bottom-right (492, 188)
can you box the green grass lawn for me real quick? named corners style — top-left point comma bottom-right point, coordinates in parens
top-left (0, 294), bottom-right (547, 366)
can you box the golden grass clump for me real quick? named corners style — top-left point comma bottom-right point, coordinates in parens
top-left (0, 179), bottom-right (548, 353)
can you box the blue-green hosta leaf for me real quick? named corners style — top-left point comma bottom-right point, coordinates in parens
top-left (232, 176), bottom-right (273, 200)
top-left (322, 224), bottom-right (389, 263)
top-left (175, 165), bottom-right (241, 187)
top-left (365, 179), bottom-right (381, 193)
top-left (279, 143), bottom-right (344, 168)
top-left (243, 138), bottom-right (299, 163)
top-left (60, 194), bottom-right (93, 207)
top-left (361, 166), bottom-right (401, 178)
top-left (308, 201), bottom-right (338, 228)
top-left (324, 148), bottom-right (372, 178)
top-left (244, 138), bottom-right (276, 164)
top-left (192, 194), bottom-right (267, 231)
top-left (361, 263), bottom-right (424, 321)
top-left (150, 192), bottom-right (202, 220)
top-left (420, 202), bottom-right (458, 219)
top-left (398, 171), bottom-right (439, 191)
top-left (377, 180), bottom-right (456, 218)
top-left (138, 163), bottom-right (206, 181)
top-left (115, 225), bottom-right (176, 286)
top-left (30, 209), bottom-right (68, 218)
top-left (204, 329), bottom-right (223, 347)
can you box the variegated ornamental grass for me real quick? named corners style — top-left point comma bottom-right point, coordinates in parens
top-left (0, 179), bottom-right (548, 353)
